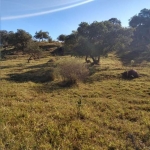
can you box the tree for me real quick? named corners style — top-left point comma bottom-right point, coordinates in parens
top-left (57, 34), bottom-right (66, 42)
top-left (108, 18), bottom-right (121, 26)
top-left (0, 30), bottom-right (8, 46)
top-left (64, 32), bottom-right (78, 55)
top-left (5, 30), bottom-right (32, 50)
top-left (129, 8), bottom-right (150, 55)
top-left (129, 8), bottom-right (150, 27)
top-left (0, 30), bottom-right (32, 50)
top-left (34, 30), bottom-right (50, 41)
top-left (24, 41), bottom-right (42, 63)
top-left (48, 37), bottom-right (52, 42)
top-left (15, 29), bottom-right (32, 50)
top-left (64, 20), bottom-right (133, 65)
top-left (7, 31), bottom-right (16, 47)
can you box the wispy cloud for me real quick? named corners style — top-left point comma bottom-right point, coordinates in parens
top-left (2, 0), bottom-right (94, 20)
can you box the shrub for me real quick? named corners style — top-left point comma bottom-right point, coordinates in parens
top-left (58, 58), bottom-right (89, 86)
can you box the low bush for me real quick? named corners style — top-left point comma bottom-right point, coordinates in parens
top-left (58, 58), bottom-right (89, 86)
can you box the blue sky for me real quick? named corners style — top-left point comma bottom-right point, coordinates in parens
top-left (1, 0), bottom-right (150, 40)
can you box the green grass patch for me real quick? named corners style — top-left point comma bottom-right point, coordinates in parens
top-left (0, 54), bottom-right (150, 149)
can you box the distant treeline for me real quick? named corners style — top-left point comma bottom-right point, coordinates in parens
top-left (0, 8), bottom-right (150, 63)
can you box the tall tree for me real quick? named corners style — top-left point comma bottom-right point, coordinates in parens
top-left (64, 20), bottom-right (133, 65)
top-left (0, 30), bottom-right (8, 46)
top-left (57, 34), bottom-right (66, 42)
top-left (15, 29), bottom-right (32, 50)
top-left (34, 30), bottom-right (50, 41)
top-left (7, 31), bottom-right (15, 47)
top-left (3, 30), bottom-right (32, 50)
top-left (129, 8), bottom-right (150, 54)
top-left (129, 8), bottom-right (150, 27)
top-left (108, 18), bottom-right (121, 26)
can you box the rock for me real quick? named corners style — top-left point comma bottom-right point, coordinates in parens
top-left (121, 69), bottom-right (139, 79)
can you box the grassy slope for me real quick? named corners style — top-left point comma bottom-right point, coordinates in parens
top-left (0, 55), bottom-right (150, 150)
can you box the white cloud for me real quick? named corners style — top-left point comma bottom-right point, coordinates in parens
top-left (2, 0), bottom-right (94, 20)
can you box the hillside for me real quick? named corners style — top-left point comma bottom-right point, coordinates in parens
top-left (0, 54), bottom-right (150, 149)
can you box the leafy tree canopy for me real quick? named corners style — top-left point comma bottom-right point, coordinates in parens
top-left (34, 30), bottom-right (50, 41)
top-left (15, 29), bottom-right (32, 50)
top-left (64, 20), bottom-right (133, 65)
top-left (0, 30), bottom-right (8, 46)
top-left (57, 34), bottom-right (66, 42)
top-left (108, 18), bottom-right (121, 26)
top-left (2, 29), bottom-right (32, 50)
top-left (129, 8), bottom-right (150, 55)
top-left (129, 8), bottom-right (150, 27)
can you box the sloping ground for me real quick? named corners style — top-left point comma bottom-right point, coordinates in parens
top-left (117, 50), bottom-right (150, 65)
top-left (39, 41), bottom-right (62, 51)
top-left (0, 55), bottom-right (150, 149)
top-left (0, 41), bottom-right (62, 60)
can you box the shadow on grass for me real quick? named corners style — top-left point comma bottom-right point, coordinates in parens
top-left (117, 50), bottom-right (150, 66)
top-left (0, 65), bottom-right (16, 69)
top-left (25, 60), bottom-right (57, 70)
top-left (7, 68), bottom-right (55, 83)
top-left (5, 60), bottom-right (58, 83)
top-left (33, 81), bottom-right (76, 93)
top-left (25, 63), bottom-right (49, 69)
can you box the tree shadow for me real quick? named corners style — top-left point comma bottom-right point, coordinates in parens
top-left (0, 65), bottom-right (16, 69)
top-left (117, 50), bottom-right (150, 66)
top-left (25, 61), bottom-right (57, 70)
top-left (25, 63), bottom-right (48, 69)
top-left (33, 81), bottom-right (74, 93)
top-left (7, 68), bottom-right (54, 83)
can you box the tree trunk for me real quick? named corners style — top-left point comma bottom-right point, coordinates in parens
top-left (90, 55), bottom-right (100, 65)
top-left (90, 55), bottom-right (95, 63)
top-left (97, 55), bottom-right (100, 65)
top-left (28, 54), bottom-right (34, 63)
top-left (85, 55), bottom-right (88, 62)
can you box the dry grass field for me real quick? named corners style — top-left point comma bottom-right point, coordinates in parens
top-left (0, 54), bottom-right (150, 150)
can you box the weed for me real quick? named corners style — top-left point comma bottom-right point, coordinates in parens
top-left (76, 97), bottom-right (84, 119)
